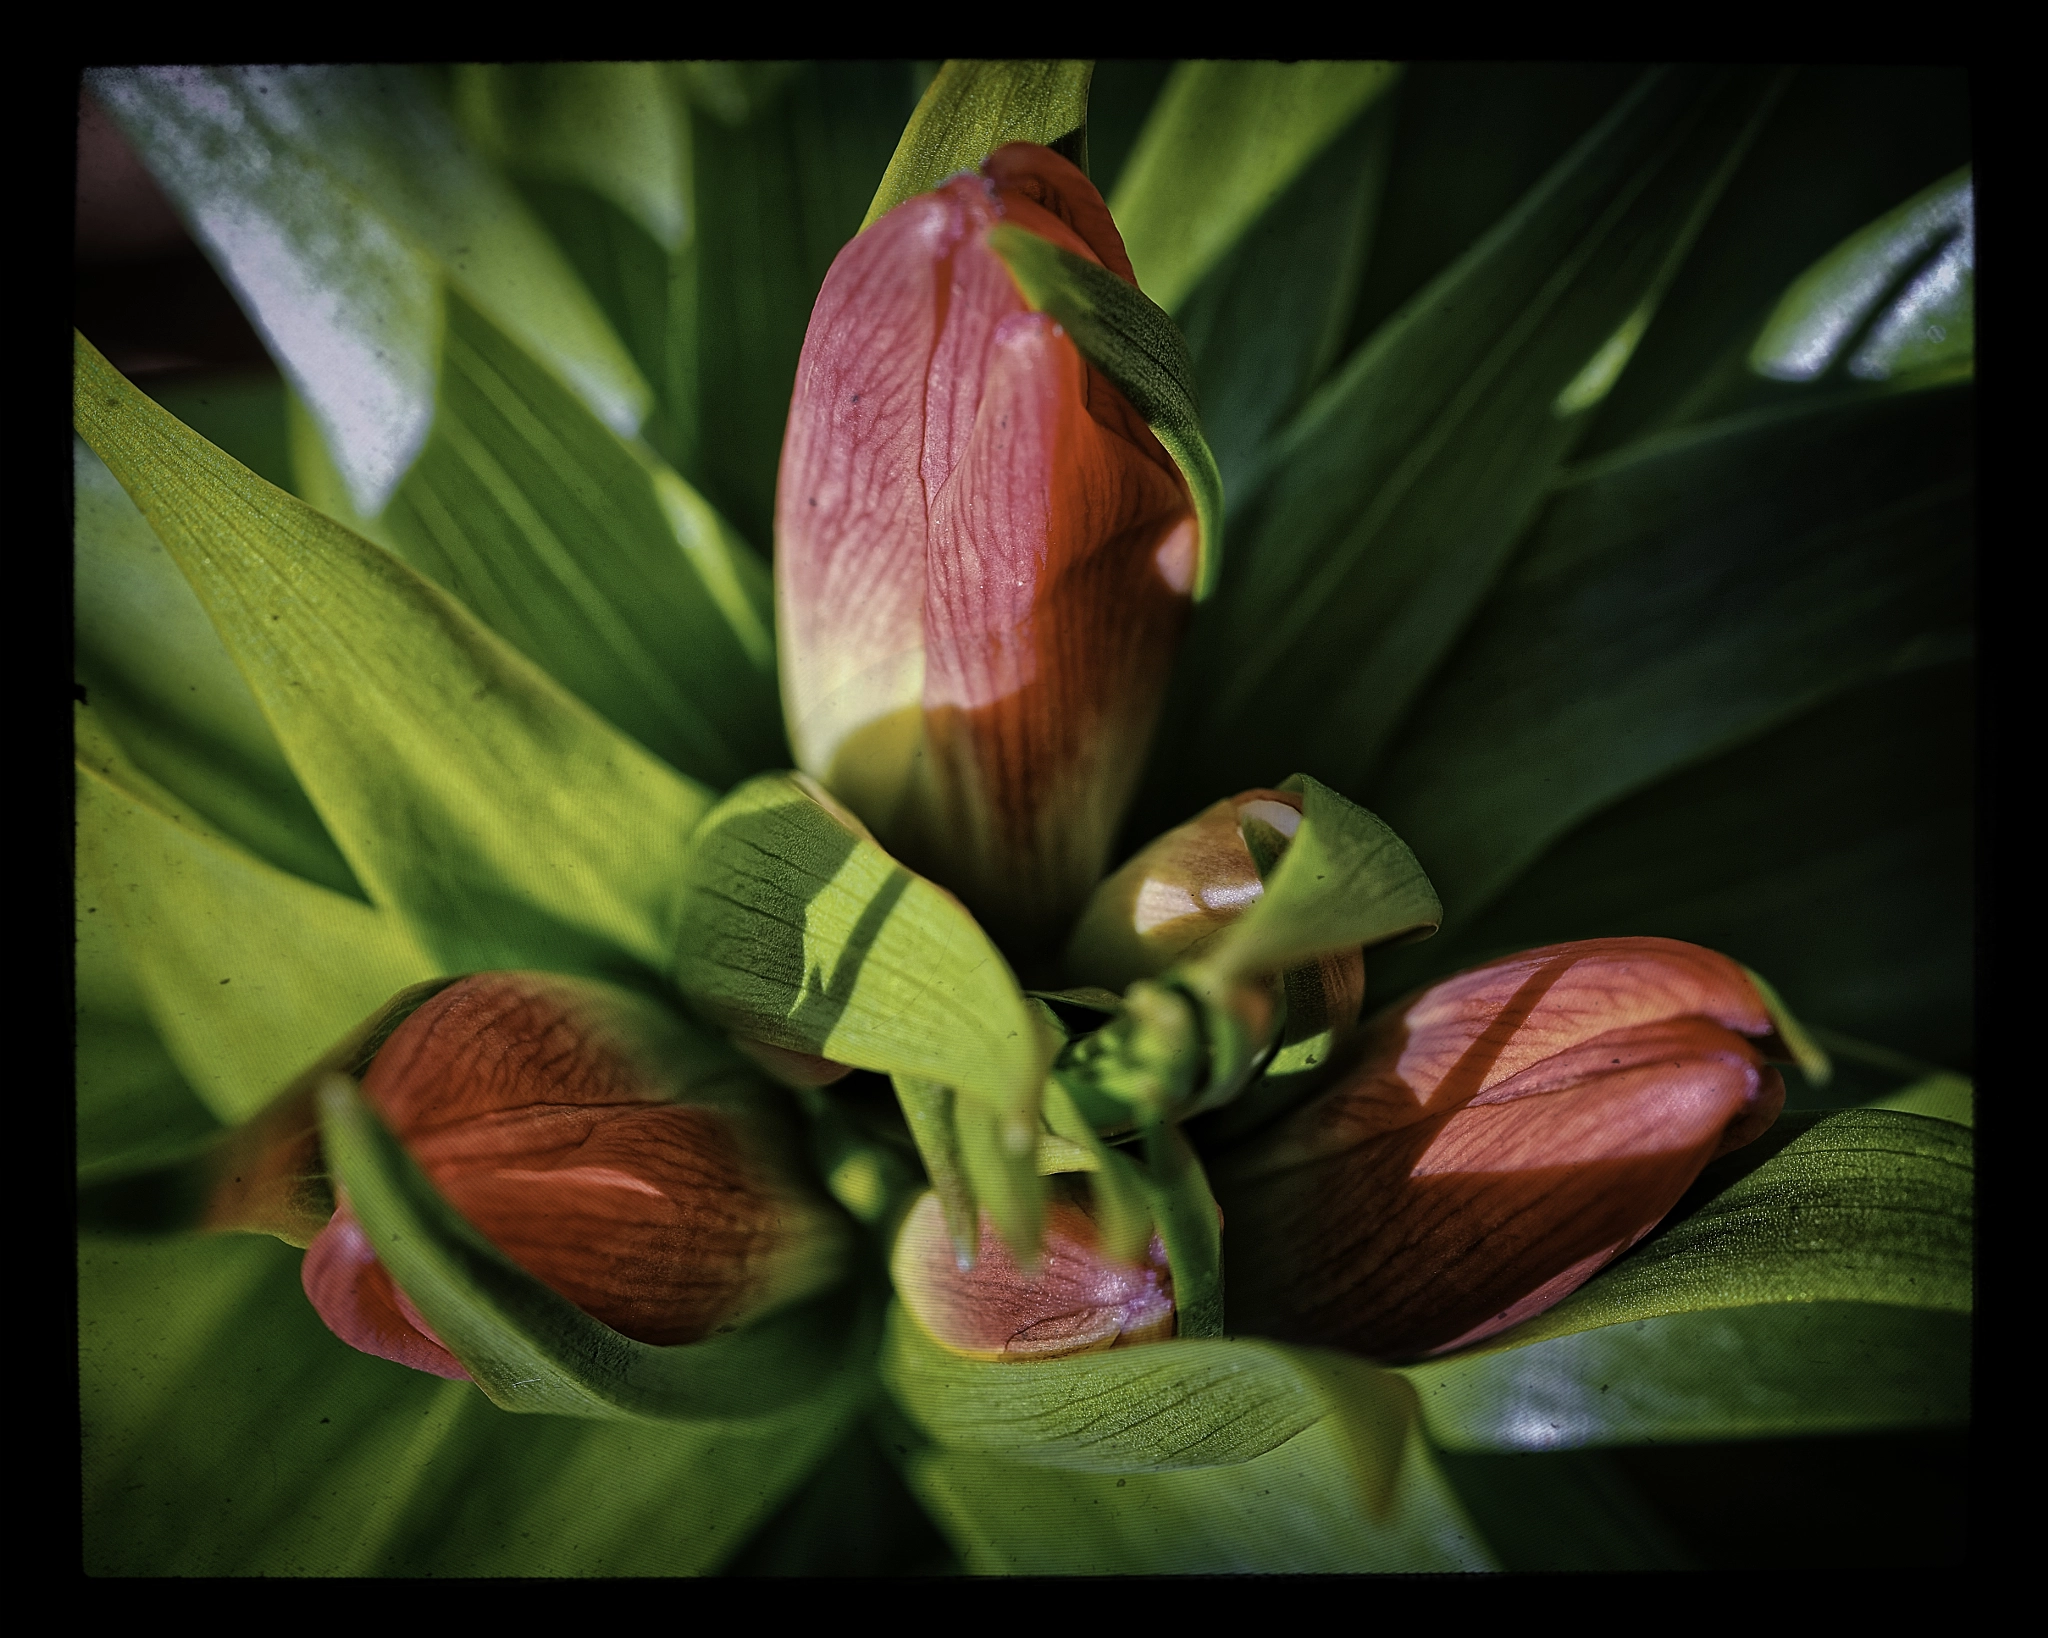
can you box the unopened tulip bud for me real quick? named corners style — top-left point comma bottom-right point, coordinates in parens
top-left (777, 142), bottom-right (1198, 958)
top-left (1219, 938), bottom-right (1787, 1360)
top-left (300, 974), bottom-right (850, 1377)
top-left (892, 1186), bottom-right (1175, 1361)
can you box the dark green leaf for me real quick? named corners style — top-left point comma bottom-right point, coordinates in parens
top-left (1147, 68), bottom-right (1785, 822)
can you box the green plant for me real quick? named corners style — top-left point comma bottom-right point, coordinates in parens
top-left (76, 61), bottom-right (1971, 1574)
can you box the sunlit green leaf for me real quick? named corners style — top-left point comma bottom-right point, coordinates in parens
top-left (1111, 61), bottom-right (1399, 312)
top-left (76, 716), bottom-right (435, 1125)
top-left (74, 437), bottom-right (360, 897)
top-left (91, 65), bottom-right (649, 515)
top-left (76, 335), bottom-right (714, 977)
top-left (377, 292), bottom-right (781, 788)
top-left (862, 60), bottom-right (1091, 231)
top-left (1398, 1108), bottom-right (1971, 1448)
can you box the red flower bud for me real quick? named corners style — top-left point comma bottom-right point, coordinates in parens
top-left (1220, 938), bottom-right (1786, 1360)
top-left (892, 1187), bottom-right (1176, 1361)
top-left (300, 974), bottom-right (849, 1377)
top-left (777, 143), bottom-right (1198, 956)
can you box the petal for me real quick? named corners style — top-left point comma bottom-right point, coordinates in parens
top-left (902, 306), bottom-right (1194, 954)
top-left (774, 191), bottom-right (954, 806)
top-left (893, 1190), bottom-right (1175, 1362)
top-left (1225, 1022), bottom-right (1775, 1360)
top-left (984, 142), bottom-right (1138, 285)
top-left (301, 1205), bottom-right (469, 1380)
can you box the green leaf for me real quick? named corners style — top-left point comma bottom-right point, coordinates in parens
top-left (75, 334), bottom-right (714, 977)
top-left (1751, 167), bottom-right (1972, 385)
top-left (1435, 1449), bottom-right (1695, 1569)
top-left (1140, 1121), bottom-right (1224, 1339)
top-left (904, 1395), bottom-right (1492, 1573)
top-left (1867, 1071), bottom-right (1973, 1128)
top-left (1368, 386), bottom-right (1969, 929)
top-left (79, 1231), bottom-right (851, 1574)
top-left (91, 65), bottom-right (649, 516)
top-left (376, 291), bottom-right (781, 788)
top-left (694, 64), bottom-right (924, 544)
top-left (986, 224), bottom-right (1225, 601)
top-left (1197, 774), bottom-right (1441, 984)
top-left (1109, 61), bottom-right (1400, 313)
top-left (74, 437), bottom-right (360, 898)
top-left (862, 60), bottom-right (1092, 231)
top-left (1152, 68), bottom-right (1786, 818)
top-left (672, 774), bottom-right (1049, 1126)
top-left (1175, 84), bottom-right (1397, 502)
top-left (1399, 1109), bottom-right (1971, 1449)
top-left (318, 1072), bottom-right (867, 1423)
top-left (76, 717), bottom-right (436, 1125)
top-left (886, 1299), bottom-right (1410, 1472)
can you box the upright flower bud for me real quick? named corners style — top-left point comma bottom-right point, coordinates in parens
top-left (1219, 938), bottom-right (1787, 1360)
top-left (892, 1187), bottom-right (1176, 1361)
top-left (776, 142), bottom-right (1199, 957)
top-left (300, 974), bottom-right (850, 1379)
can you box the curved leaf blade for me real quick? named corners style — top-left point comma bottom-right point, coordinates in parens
top-left (75, 334), bottom-right (714, 976)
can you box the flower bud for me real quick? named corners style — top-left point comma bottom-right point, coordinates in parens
top-left (892, 1186), bottom-right (1175, 1361)
top-left (300, 974), bottom-right (850, 1377)
top-left (1219, 938), bottom-right (1786, 1360)
top-left (777, 142), bottom-right (1198, 958)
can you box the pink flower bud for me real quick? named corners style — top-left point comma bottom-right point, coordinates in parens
top-left (300, 974), bottom-right (849, 1377)
top-left (777, 143), bottom-right (1198, 957)
top-left (1220, 938), bottom-right (1786, 1360)
top-left (892, 1187), bottom-right (1176, 1361)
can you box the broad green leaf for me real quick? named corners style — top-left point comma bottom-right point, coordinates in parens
top-left (885, 1301), bottom-right (1416, 1474)
top-left (1399, 1109), bottom-right (1971, 1449)
top-left (319, 1074), bottom-right (865, 1423)
top-left (694, 63), bottom-right (920, 545)
top-left (1751, 167), bottom-right (1972, 385)
top-left (671, 773), bottom-right (1050, 1132)
top-left (80, 1232), bottom-right (850, 1575)
top-left (1196, 774), bottom-right (1441, 984)
top-left (376, 291), bottom-right (781, 788)
top-left (1150, 68), bottom-right (1785, 820)
top-left (453, 63), bottom-right (691, 253)
top-left (1175, 85), bottom-right (1397, 502)
top-left (862, 60), bottom-right (1092, 231)
top-left (905, 1400), bottom-right (1492, 1573)
top-left (1368, 387), bottom-right (1970, 928)
top-left (91, 65), bottom-right (649, 515)
top-left (76, 719), bottom-right (435, 1125)
top-left (1868, 1071), bottom-right (1973, 1128)
top-left (75, 437), bottom-right (360, 898)
top-left (1383, 664), bottom-right (1973, 1072)
top-left (989, 224), bottom-right (1224, 598)
top-left (1110, 61), bottom-right (1399, 312)
top-left (75, 335), bottom-right (714, 976)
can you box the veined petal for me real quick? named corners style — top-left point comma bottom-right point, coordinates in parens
top-left (302, 1202), bottom-right (470, 1380)
top-left (775, 193), bottom-right (951, 822)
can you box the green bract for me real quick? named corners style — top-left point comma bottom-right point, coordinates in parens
top-left (78, 60), bottom-right (1971, 1574)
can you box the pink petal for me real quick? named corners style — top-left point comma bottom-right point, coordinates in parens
top-left (301, 1205), bottom-right (469, 1380)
